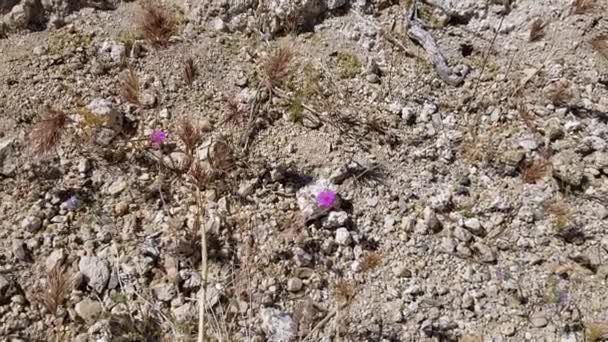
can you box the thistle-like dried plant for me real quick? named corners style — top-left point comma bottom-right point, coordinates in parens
top-left (520, 159), bottom-right (549, 184)
top-left (137, 0), bottom-right (177, 48)
top-left (590, 34), bottom-right (608, 61)
top-left (30, 106), bottom-right (69, 156)
top-left (573, 0), bottom-right (594, 14)
top-left (529, 18), bottom-right (546, 42)
top-left (334, 280), bottom-right (355, 304)
top-left (176, 116), bottom-right (202, 154)
top-left (263, 46), bottom-right (294, 91)
top-left (183, 57), bottom-right (197, 86)
top-left (120, 67), bottom-right (140, 106)
top-left (360, 252), bottom-right (383, 273)
top-left (40, 264), bottom-right (72, 315)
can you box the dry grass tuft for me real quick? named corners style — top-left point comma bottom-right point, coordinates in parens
top-left (183, 57), bottom-right (197, 86)
top-left (176, 116), bottom-right (202, 154)
top-left (586, 321), bottom-right (608, 342)
top-left (573, 0), bottom-right (595, 14)
top-left (590, 34), bottom-right (608, 61)
top-left (30, 106), bottom-right (69, 156)
top-left (137, 0), bottom-right (177, 48)
top-left (520, 158), bottom-right (549, 184)
top-left (263, 46), bottom-right (294, 91)
top-left (529, 18), bottom-right (546, 42)
top-left (360, 252), bottom-right (383, 273)
top-left (120, 67), bottom-right (140, 106)
top-left (40, 264), bottom-right (72, 315)
top-left (333, 280), bottom-right (355, 304)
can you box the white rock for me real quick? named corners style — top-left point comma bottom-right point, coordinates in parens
top-left (45, 249), bottom-right (66, 271)
top-left (21, 216), bottom-right (42, 233)
top-left (107, 178), bottom-right (127, 196)
top-left (335, 227), bottom-right (352, 245)
top-left (296, 178), bottom-right (338, 221)
top-left (323, 211), bottom-right (349, 229)
top-left (260, 308), bottom-right (296, 342)
top-left (287, 278), bottom-right (303, 292)
top-left (79, 256), bottom-right (110, 293)
top-left (152, 283), bottom-right (177, 302)
top-left (75, 298), bottom-right (102, 321)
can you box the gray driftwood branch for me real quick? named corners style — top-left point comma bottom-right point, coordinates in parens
top-left (405, 1), bottom-right (469, 86)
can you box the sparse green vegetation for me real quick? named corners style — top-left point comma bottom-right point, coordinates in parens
top-left (336, 51), bottom-right (361, 79)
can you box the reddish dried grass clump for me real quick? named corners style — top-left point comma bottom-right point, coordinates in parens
top-left (120, 67), bottom-right (140, 106)
top-left (263, 46), bottom-right (294, 90)
top-left (521, 159), bottom-right (549, 184)
top-left (138, 0), bottom-right (177, 48)
top-left (40, 264), bottom-right (73, 315)
top-left (590, 34), bottom-right (608, 61)
top-left (176, 116), bottom-right (202, 154)
top-left (573, 0), bottom-right (595, 14)
top-left (30, 106), bottom-right (68, 156)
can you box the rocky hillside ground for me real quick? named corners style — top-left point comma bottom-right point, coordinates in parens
top-left (1, 0), bottom-right (608, 341)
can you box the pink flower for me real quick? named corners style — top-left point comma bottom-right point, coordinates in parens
top-left (150, 129), bottom-right (167, 147)
top-left (317, 189), bottom-right (337, 208)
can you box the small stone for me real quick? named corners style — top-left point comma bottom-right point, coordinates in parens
top-left (75, 298), bottom-right (103, 321)
top-left (335, 227), bottom-right (352, 245)
top-left (326, 0), bottom-right (348, 10)
top-left (423, 207), bottom-right (442, 233)
top-left (551, 150), bottom-right (583, 187)
top-left (152, 283), bottom-right (177, 302)
top-left (519, 136), bottom-right (539, 151)
top-left (401, 107), bottom-right (416, 125)
top-left (210, 18), bottom-right (227, 32)
top-left (45, 249), bottom-right (66, 271)
top-left (108, 178), bottom-right (127, 196)
top-left (453, 227), bottom-right (473, 242)
top-left (33, 46), bottom-right (47, 56)
top-left (501, 323), bottom-right (516, 336)
top-left (463, 218), bottom-right (486, 236)
top-left (159, 108), bottom-right (171, 119)
top-left (140, 92), bottom-right (157, 108)
top-left (530, 313), bottom-right (548, 328)
top-left (392, 264), bottom-right (412, 278)
top-left (79, 256), bottom-right (110, 293)
top-left (260, 308), bottom-right (296, 342)
top-left (77, 159), bottom-right (90, 173)
top-left (441, 237), bottom-right (456, 253)
top-left (87, 98), bottom-right (123, 133)
top-left (473, 242), bottom-right (496, 263)
top-left (366, 73), bottom-right (380, 83)
top-left (384, 300), bottom-right (403, 323)
top-left (238, 178), bottom-right (258, 197)
top-left (173, 302), bottom-right (196, 322)
top-left (114, 201), bottom-right (129, 216)
top-left (323, 211), bottom-right (349, 229)
top-left (287, 278), bottom-right (303, 292)
top-left (21, 216), bottom-right (42, 233)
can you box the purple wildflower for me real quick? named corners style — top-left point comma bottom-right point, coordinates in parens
top-left (150, 129), bottom-right (167, 147)
top-left (317, 189), bottom-right (337, 208)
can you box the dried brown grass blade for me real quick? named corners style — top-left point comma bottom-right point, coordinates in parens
top-left (30, 106), bottom-right (68, 156)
